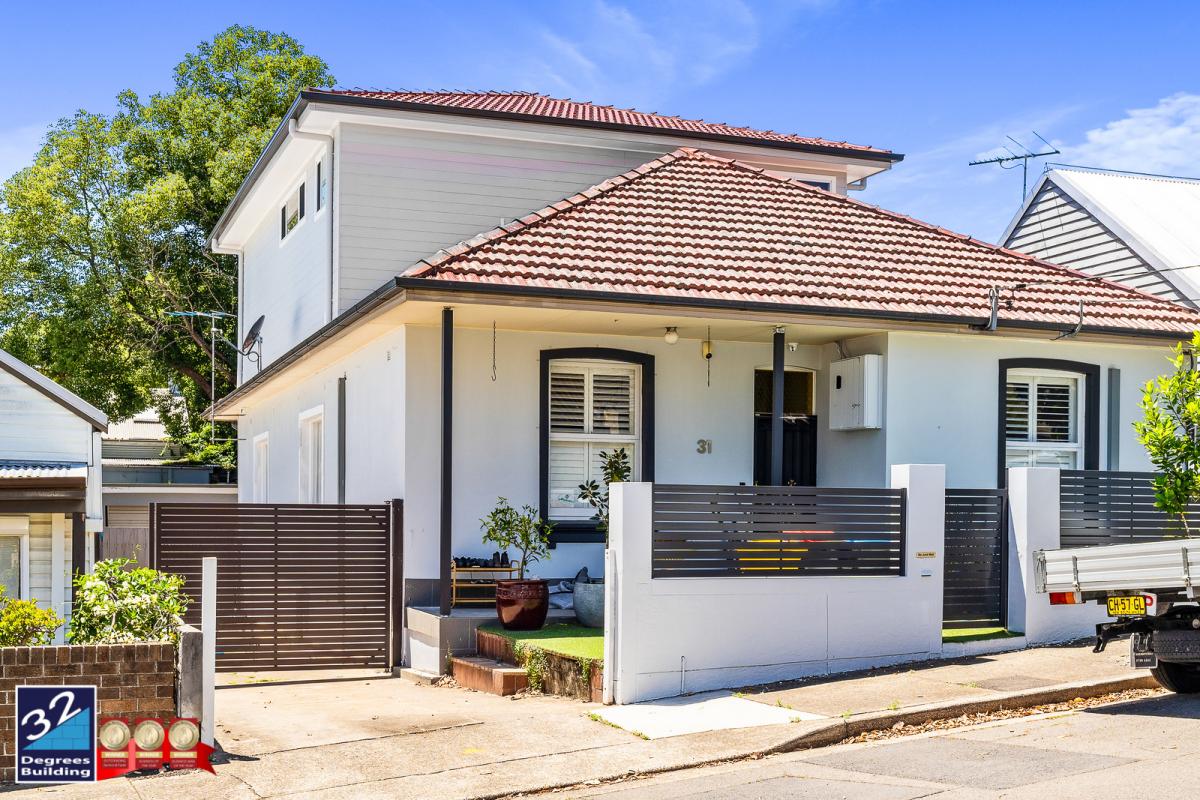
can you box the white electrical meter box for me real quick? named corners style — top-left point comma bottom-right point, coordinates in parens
top-left (829, 354), bottom-right (882, 430)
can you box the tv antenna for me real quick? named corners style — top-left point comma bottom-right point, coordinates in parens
top-left (166, 310), bottom-right (263, 442)
top-left (968, 131), bottom-right (1060, 200)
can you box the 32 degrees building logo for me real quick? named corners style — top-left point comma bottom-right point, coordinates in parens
top-left (16, 686), bottom-right (96, 784)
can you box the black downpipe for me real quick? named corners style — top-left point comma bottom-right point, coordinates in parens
top-left (337, 376), bottom-right (347, 504)
top-left (440, 308), bottom-right (454, 616)
top-left (771, 328), bottom-right (785, 485)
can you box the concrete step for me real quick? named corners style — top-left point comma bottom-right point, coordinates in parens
top-left (450, 656), bottom-right (529, 696)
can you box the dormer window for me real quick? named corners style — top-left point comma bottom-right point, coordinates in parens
top-left (280, 182), bottom-right (305, 239)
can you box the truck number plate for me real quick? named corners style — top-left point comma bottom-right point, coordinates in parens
top-left (1107, 595), bottom-right (1147, 616)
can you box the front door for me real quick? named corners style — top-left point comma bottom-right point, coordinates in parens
top-left (752, 369), bottom-right (817, 486)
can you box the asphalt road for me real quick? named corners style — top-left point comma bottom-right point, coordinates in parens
top-left (574, 694), bottom-right (1200, 799)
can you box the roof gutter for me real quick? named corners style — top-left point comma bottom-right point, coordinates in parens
top-left (208, 89), bottom-right (904, 249)
top-left (211, 276), bottom-right (1191, 416)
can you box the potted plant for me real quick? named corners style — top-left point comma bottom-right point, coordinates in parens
top-left (481, 498), bottom-right (554, 630)
top-left (574, 447), bottom-right (631, 628)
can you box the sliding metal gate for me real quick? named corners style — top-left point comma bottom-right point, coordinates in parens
top-left (152, 502), bottom-right (402, 671)
top-left (943, 489), bottom-right (1007, 629)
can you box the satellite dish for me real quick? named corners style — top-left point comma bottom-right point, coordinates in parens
top-left (241, 315), bottom-right (265, 353)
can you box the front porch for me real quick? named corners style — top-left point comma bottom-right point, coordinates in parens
top-left (405, 298), bottom-right (894, 624)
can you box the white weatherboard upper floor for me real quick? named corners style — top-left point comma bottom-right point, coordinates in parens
top-left (211, 92), bottom-right (900, 374)
top-left (1002, 167), bottom-right (1200, 306)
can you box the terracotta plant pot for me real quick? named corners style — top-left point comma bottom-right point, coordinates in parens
top-left (495, 579), bottom-right (550, 631)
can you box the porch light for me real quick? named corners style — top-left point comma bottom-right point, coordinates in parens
top-left (664, 327), bottom-right (679, 345)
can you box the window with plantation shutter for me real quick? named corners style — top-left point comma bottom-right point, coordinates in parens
top-left (547, 361), bottom-right (639, 519)
top-left (1005, 372), bottom-right (1081, 469)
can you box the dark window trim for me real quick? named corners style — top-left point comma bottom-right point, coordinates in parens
top-left (540, 347), bottom-right (655, 545)
top-left (997, 358), bottom-right (1100, 486)
top-left (316, 162), bottom-right (323, 211)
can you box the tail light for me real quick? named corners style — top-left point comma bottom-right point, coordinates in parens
top-left (1049, 591), bottom-right (1081, 605)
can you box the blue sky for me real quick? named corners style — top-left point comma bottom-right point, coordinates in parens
top-left (3, 0), bottom-right (1199, 241)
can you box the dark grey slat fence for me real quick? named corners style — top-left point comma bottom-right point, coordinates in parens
top-left (1060, 470), bottom-right (1192, 548)
top-left (652, 484), bottom-right (906, 579)
top-left (944, 489), bottom-right (1007, 629)
top-left (152, 502), bottom-right (401, 671)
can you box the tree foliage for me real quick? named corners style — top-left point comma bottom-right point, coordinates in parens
top-left (0, 595), bottom-right (63, 647)
top-left (0, 26), bottom-right (332, 459)
top-left (1135, 331), bottom-right (1200, 535)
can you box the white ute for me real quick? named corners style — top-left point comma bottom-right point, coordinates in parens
top-left (1037, 539), bottom-right (1200, 693)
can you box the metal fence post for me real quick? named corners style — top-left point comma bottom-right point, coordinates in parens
top-left (201, 557), bottom-right (216, 747)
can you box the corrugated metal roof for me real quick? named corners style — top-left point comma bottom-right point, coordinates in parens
top-left (1006, 168), bottom-right (1200, 303)
top-left (0, 461), bottom-right (87, 480)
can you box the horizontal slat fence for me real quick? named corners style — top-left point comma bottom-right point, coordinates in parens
top-left (943, 489), bottom-right (1007, 629)
top-left (153, 503), bottom-right (396, 671)
top-left (652, 484), bottom-right (906, 578)
top-left (1060, 470), bottom-right (1191, 548)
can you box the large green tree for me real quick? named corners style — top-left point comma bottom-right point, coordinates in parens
top-left (0, 26), bottom-right (332, 462)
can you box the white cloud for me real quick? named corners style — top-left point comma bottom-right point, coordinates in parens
top-left (1063, 92), bottom-right (1200, 175)
top-left (510, 0), bottom-right (827, 108)
top-left (0, 124), bottom-right (45, 184)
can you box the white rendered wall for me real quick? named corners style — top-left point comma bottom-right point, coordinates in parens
top-left (400, 325), bottom-right (830, 584)
top-left (605, 467), bottom-right (945, 704)
top-left (884, 331), bottom-right (1170, 487)
top-left (1007, 467), bottom-right (1108, 642)
top-left (236, 327), bottom-right (406, 509)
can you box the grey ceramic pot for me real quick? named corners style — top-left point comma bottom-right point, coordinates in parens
top-left (573, 579), bottom-right (605, 628)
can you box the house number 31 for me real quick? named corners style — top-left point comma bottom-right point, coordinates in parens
top-left (696, 439), bottom-right (713, 454)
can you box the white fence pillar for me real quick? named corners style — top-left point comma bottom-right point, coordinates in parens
top-left (1008, 467), bottom-right (1107, 644)
top-left (890, 464), bottom-right (946, 654)
top-left (201, 557), bottom-right (216, 747)
top-left (604, 482), bottom-right (652, 706)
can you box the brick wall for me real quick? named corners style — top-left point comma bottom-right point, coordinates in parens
top-left (0, 642), bottom-right (176, 783)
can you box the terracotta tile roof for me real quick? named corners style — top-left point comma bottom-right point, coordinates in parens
top-left (314, 89), bottom-right (896, 159)
top-left (405, 148), bottom-right (1200, 335)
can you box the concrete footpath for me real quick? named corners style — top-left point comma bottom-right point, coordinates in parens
top-left (27, 643), bottom-right (1156, 800)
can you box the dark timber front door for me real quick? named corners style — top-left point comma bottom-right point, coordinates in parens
top-left (752, 367), bottom-right (817, 486)
top-left (753, 416), bottom-right (817, 486)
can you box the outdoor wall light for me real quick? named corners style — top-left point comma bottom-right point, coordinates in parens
top-left (664, 326), bottom-right (679, 345)
top-left (701, 340), bottom-right (714, 360)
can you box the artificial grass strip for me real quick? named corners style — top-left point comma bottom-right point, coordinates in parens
top-left (942, 627), bottom-right (1021, 643)
top-left (480, 621), bottom-right (604, 662)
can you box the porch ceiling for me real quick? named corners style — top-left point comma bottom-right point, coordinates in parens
top-left (393, 298), bottom-right (887, 344)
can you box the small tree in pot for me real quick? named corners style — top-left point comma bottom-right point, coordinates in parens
top-left (481, 498), bottom-right (554, 630)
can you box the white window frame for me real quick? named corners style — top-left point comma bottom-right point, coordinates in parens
top-left (1005, 369), bottom-right (1084, 469)
top-left (298, 406), bottom-right (325, 504)
top-left (279, 179), bottom-right (306, 242)
top-left (547, 360), bottom-right (641, 520)
top-left (252, 432), bottom-right (270, 503)
top-left (0, 517), bottom-right (31, 601)
top-left (316, 157), bottom-right (329, 214)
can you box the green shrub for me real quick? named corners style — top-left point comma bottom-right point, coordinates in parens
top-left (0, 595), bottom-right (63, 646)
top-left (68, 558), bottom-right (189, 644)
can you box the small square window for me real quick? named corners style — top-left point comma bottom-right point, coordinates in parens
top-left (280, 183), bottom-right (305, 239)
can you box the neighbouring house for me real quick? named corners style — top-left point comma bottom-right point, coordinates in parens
top-left (101, 404), bottom-right (237, 566)
top-left (206, 90), bottom-right (1200, 675)
top-left (1002, 166), bottom-right (1200, 305)
top-left (0, 348), bottom-right (106, 637)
